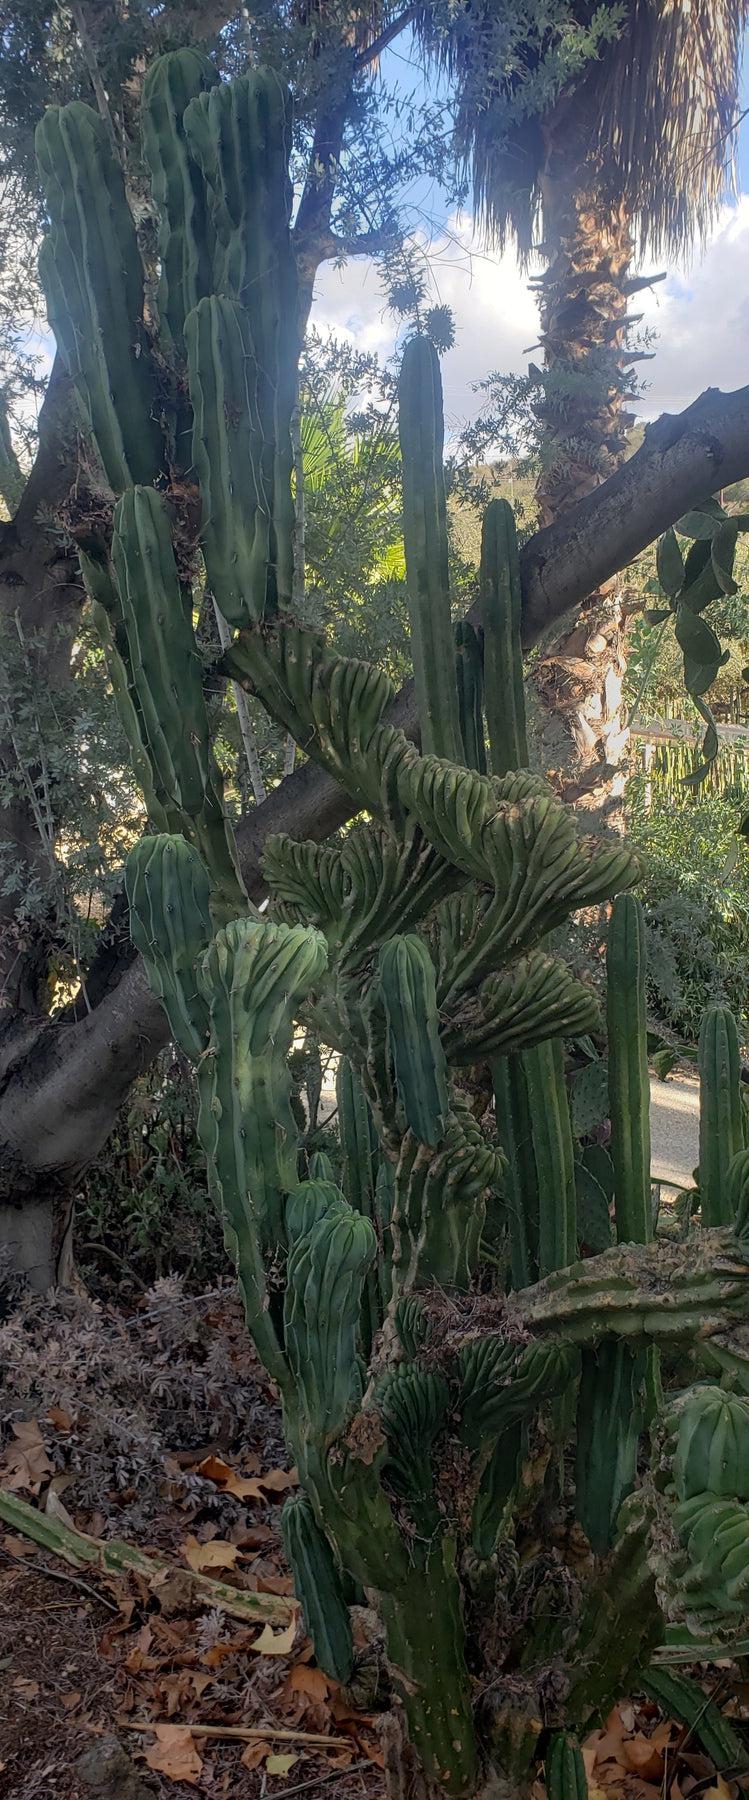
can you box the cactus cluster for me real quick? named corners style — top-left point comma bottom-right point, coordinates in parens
top-left (36, 55), bottom-right (749, 1800)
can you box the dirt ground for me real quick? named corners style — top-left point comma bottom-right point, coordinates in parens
top-left (1, 1281), bottom-right (746, 1800)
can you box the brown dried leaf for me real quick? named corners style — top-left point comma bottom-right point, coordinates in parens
top-left (252, 1617), bottom-right (298, 1657)
top-left (144, 1725), bottom-right (203, 1785)
top-left (241, 1740), bottom-right (271, 1770)
top-left (182, 1534), bottom-right (239, 1574)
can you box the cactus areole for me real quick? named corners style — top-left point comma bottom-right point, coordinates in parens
top-left (36, 52), bottom-right (749, 1798)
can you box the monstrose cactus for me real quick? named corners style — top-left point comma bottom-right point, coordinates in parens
top-left (36, 55), bottom-right (749, 1800)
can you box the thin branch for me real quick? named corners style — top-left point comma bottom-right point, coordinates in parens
top-left (354, 4), bottom-right (418, 70)
top-left (212, 599), bottom-right (266, 805)
top-left (69, 0), bottom-right (122, 162)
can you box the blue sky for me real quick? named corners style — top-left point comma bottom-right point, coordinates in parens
top-left (310, 31), bottom-right (749, 434)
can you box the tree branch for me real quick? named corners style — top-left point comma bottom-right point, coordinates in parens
top-left (2, 380), bottom-right (749, 1182)
top-left (353, 5), bottom-right (418, 70)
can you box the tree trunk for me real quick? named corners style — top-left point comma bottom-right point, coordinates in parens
top-left (529, 98), bottom-right (640, 817)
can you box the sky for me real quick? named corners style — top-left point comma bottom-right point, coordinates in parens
top-left (309, 34), bottom-right (749, 440)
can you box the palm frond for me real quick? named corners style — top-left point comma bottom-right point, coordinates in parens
top-left (415, 0), bottom-right (748, 260)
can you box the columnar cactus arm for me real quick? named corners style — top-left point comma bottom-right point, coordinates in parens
top-left (699, 1005), bottom-right (745, 1226)
top-left (186, 295), bottom-right (276, 627)
top-left (378, 935), bottom-right (450, 1147)
top-left (390, 1109), bottom-right (504, 1294)
top-left (80, 551), bottom-right (176, 833)
top-left (575, 893), bottom-right (652, 1553)
top-left (336, 1057), bottom-right (381, 1351)
top-left (493, 1053), bottom-right (539, 1288)
top-left (125, 834), bottom-right (212, 1060)
top-left (455, 620), bottom-right (487, 773)
top-left (522, 1040), bottom-right (577, 1275)
top-left (140, 49), bottom-right (219, 360)
top-left (184, 71), bottom-right (297, 609)
top-left (480, 498), bottom-right (529, 774)
top-left (111, 486), bottom-right (244, 920)
top-left (35, 102), bottom-right (162, 492)
top-left (398, 335), bottom-right (463, 762)
top-left (608, 894), bottom-right (652, 1245)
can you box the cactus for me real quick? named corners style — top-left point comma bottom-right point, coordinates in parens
top-left (699, 1004), bottom-right (744, 1226)
top-left (607, 894), bottom-right (652, 1246)
top-left (480, 498), bottom-right (529, 775)
top-left (36, 103), bottom-right (162, 492)
top-left (454, 620), bottom-right (487, 773)
top-left (575, 893), bottom-right (652, 1551)
top-left (141, 49), bottom-right (219, 361)
top-left (640, 1667), bottom-right (744, 1771)
top-left (545, 1734), bottom-right (588, 1800)
top-left (671, 1384), bottom-right (749, 1501)
top-left (281, 1491), bottom-right (354, 1682)
top-left (36, 69), bottom-right (749, 1792)
top-left (378, 934), bottom-right (450, 1146)
top-left (398, 335), bottom-right (463, 761)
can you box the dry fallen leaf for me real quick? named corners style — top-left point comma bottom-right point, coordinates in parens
top-left (252, 1617), bottom-right (298, 1657)
top-left (47, 1405), bottom-right (73, 1431)
top-left (241, 1740), bottom-right (272, 1770)
top-left (289, 1663), bottom-right (330, 1702)
top-left (2, 1534), bottom-right (36, 1557)
top-left (197, 1455), bottom-right (297, 1501)
top-left (622, 1733), bottom-right (665, 1782)
top-left (266, 1753), bottom-right (299, 1777)
top-left (703, 1782), bottom-right (736, 1800)
top-left (0, 1420), bottom-right (53, 1493)
top-left (182, 1534), bottom-right (239, 1574)
top-left (144, 1725), bottom-right (203, 1786)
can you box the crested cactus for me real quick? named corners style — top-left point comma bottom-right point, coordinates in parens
top-left (36, 62), bottom-right (749, 1797)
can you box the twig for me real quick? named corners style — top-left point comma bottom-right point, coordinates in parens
top-left (273, 1761), bottom-right (371, 1798)
top-left (0, 1539), bottom-right (119, 1612)
top-left (117, 1720), bottom-right (352, 1749)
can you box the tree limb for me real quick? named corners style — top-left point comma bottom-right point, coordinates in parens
top-left (353, 5), bottom-right (418, 70)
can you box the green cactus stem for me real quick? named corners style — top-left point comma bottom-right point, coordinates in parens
top-left (125, 834), bottom-right (212, 1060)
top-left (186, 295), bottom-right (277, 627)
top-left (546, 1733), bottom-right (588, 1800)
top-left (336, 1056), bottom-right (381, 1352)
top-left (36, 102), bottom-right (162, 492)
top-left (640, 1666), bottom-right (744, 1771)
top-left (523, 1039), bottom-right (577, 1276)
top-left (183, 70), bottom-right (297, 608)
top-left (493, 1054), bottom-right (540, 1288)
top-left (699, 1005), bottom-right (745, 1226)
top-left (281, 1491), bottom-right (354, 1683)
top-left (398, 335), bottom-right (463, 761)
top-left (480, 497), bottom-right (529, 774)
top-left (575, 1342), bottom-right (646, 1553)
top-left (141, 49), bottom-right (219, 361)
top-left (455, 619), bottom-right (487, 773)
top-left (111, 485), bottom-right (244, 919)
top-left (378, 934), bottom-right (450, 1147)
top-left (607, 894), bottom-right (652, 1245)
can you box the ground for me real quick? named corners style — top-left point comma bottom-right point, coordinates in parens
top-left (649, 1073), bottom-right (700, 1191)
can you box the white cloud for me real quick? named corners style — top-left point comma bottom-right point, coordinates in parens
top-left (309, 198), bottom-right (749, 434)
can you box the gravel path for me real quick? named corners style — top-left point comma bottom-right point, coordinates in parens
top-left (649, 1071), bottom-right (700, 1189)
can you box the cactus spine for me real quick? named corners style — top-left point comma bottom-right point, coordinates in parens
top-left (699, 1004), bottom-right (745, 1225)
top-left (398, 335), bottom-right (463, 761)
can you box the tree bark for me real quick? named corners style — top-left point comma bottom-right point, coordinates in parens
top-left (527, 95), bottom-right (644, 814)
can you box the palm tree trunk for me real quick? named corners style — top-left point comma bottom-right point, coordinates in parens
top-left (529, 101), bottom-right (638, 816)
